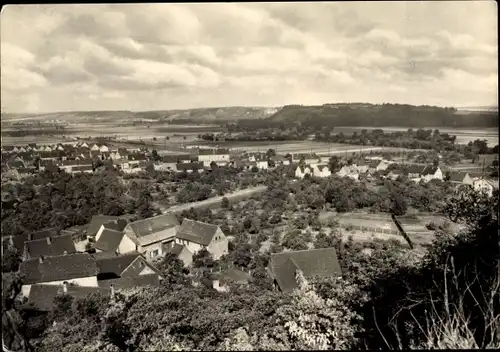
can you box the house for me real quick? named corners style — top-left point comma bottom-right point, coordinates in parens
top-left (197, 149), bottom-right (231, 167)
top-left (268, 248), bottom-right (342, 293)
top-left (176, 162), bottom-right (204, 173)
top-left (448, 171), bottom-right (473, 186)
top-left (97, 273), bottom-right (161, 290)
top-left (407, 165), bottom-right (425, 179)
top-left (123, 213), bottom-right (180, 261)
top-left (213, 268), bottom-right (251, 287)
top-left (337, 165), bottom-right (359, 180)
top-left (295, 165), bottom-right (312, 179)
top-left (312, 164), bottom-right (331, 178)
top-left (421, 165), bottom-right (443, 182)
top-left (19, 253), bottom-right (99, 297)
top-left (155, 155), bottom-right (179, 171)
top-left (22, 234), bottom-right (76, 260)
top-left (387, 169), bottom-right (404, 181)
top-left (270, 155), bottom-right (290, 166)
top-left (94, 252), bottom-right (161, 280)
top-left (369, 159), bottom-right (390, 173)
top-left (99, 145), bottom-right (109, 153)
top-left (90, 144), bottom-right (100, 151)
top-left (71, 165), bottom-right (94, 174)
top-left (86, 215), bottom-right (122, 238)
top-left (292, 153), bottom-right (321, 165)
top-left (26, 283), bottom-right (110, 312)
top-left (175, 219), bottom-right (229, 260)
top-left (94, 228), bottom-right (136, 255)
top-left (472, 178), bottom-right (497, 197)
top-left (2, 228), bottom-right (60, 253)
top-left (354, 159), bottom-right (369, 174)
top-left (167, 244), bottom-right (193, 267)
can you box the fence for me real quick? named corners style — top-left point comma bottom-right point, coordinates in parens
top-left (340, 223), bottom-right (400, 236)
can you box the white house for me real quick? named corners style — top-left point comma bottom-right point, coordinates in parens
top-left (337, 165), bottom-right (359, 180)
top-left (312, 164), bottom-right (331, 178)
top-left (198, 149), bottom-right (231, 167)
top-left (421, 166), bottom-right (443, 182)
top-left (175, 219), bottom-right (229, 260)
top-left (295, 165), bottom-right (312, 179)
top-left (99, 145), bottom-right (109, 153)
top-left (354, 160), bottom-right (369, 174)
top-left (90, 144), bottom-right (100, 151)
top-left (472, 178), bottom-right (496, 197)
top-left (448, 171), bottom-right (474, 187)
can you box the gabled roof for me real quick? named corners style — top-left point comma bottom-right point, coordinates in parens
top-left (407, 165), bottom-right (425, 174)
top-left (128, 153), bottom-right (147, 161)
top-left (24, 235), bottom-right (76, 259)
top-left (169, 243), bottom-right (189, 256)
top-left (94, 229), bottom-right (124, 253)
top-left (198, 148), bottom-right (230, 155)
top-left (315, 164), bottom-right (330, 172)
top-left (213, 268), bottom-right (251, 285)
top-left (449, 171), bottom-right (468, 182)
top-left (421, 165), bottom-right (440, 176)
top-left (269, 248), bottom-right (342, 293)
top-left (103, 219), bottom-right (128, 233)
top-left (121, 256), bottom-right (162, 277)
top-left (87, 215), bottom-right (121, 237)
top-left (27, 284), bottom-right (110, 311)
top-left (97, 273), bottom-right (160, 289)
top-left (369, 160), bottom-right (380, 168)
top-left (176, 219), bottom-right (220, 246)
top-left (95, 252), bottom-right (142, 279)
top-left (30, 228), bottom-right (60, 241)
top-left (20, 253), bottom-right (99, 285)
top-left (125, 213), bottom-right (179, 238)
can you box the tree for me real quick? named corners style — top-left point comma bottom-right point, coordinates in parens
top-left (328, 156), bottom-right (341, 173)
top-left (391, 193), bottom-right (407, 216)
top-left (221, 196), bottom-right (229, 209)
top-left (192, 249), bottom-right (215, 268)
top-left (2, 248), bottom-right (21, 273)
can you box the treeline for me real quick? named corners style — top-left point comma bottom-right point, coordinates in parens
top-left (2, 128), bottom-right (69, 137)
top-left (316, 128), bottom-right (499, 155)
top-left (268, 103), bottom-right (498, 128)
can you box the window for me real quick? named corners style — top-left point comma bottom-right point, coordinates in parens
top-left (151, 249), bottom-right (159, 258)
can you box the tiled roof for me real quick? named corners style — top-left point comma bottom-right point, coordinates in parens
top-left (30, 228), bottom-right (60, 241)
top-left (269, 248), bottom-right (342, 293)
top-left (121, 256), bottom-right (161, 277)
top-left (95, 252), bottom-right (142, 279)
top-left (169, 244), bottom-right (187, 256)
top-left (94, 229), bottom-right (124, 253)
top-left (20, 253), bottom-right (99, 285)
top-left (87, 215), bottom-right (121, 237)
top-left (97, 273), bottom-right (160, 289)
top-left (176, 162), bottom-right (204, 171)
top-left (28, 284), bottom-right (110, 311)
top-left (128, 153), bottom-right (147, 161)
top-left (176, 219), bottom-right (219, 246)
top-left (103, 219), bottom-right (128, 232)
top-left (24, 235), bottom-right (76, 259)
top-left (449, 171), bottom-right (467, 182)
top-left (126, 213), bottom-right (179, 238)
top-left (213, 268), bottom-right (251, 284)
top-left (407, 165), bottom-right (425, 174)
top-left (421, 165), bottom-right (439, 176)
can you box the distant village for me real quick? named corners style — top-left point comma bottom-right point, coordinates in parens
top-left (2, 141), bottom-right (498, 196)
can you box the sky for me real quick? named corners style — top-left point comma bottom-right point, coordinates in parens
top-left (0, 2), bottom-right (498, 113)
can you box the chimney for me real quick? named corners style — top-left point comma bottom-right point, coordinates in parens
top-left (63, 281), bottom-right (68, 293)
top-left (39, 256), bottom-right (44, 264)
top-left (46, 237), bottom-right (51, 245)
top-left (63, 251), bottom-right (68, 255)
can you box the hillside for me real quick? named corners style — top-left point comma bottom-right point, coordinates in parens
top-left (267, 103), bottom-right (499, 128)
top-left (1, 107), bottom-right (278, 125)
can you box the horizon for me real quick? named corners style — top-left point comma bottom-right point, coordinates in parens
top-left (2, 102), bottom-right (499, 118)
top-left (1, 2), bottom-right (498, 113)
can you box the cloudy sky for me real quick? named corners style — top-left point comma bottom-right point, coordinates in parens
top-left (1, 2), bottom-right (497, 113)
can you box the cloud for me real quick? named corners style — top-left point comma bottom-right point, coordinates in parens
top-left (0, 2), bottom-right (497, 113)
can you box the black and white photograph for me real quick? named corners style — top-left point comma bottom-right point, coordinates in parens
top-left (1, 2), bottom-right (498, 351)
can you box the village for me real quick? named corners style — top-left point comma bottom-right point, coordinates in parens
top-left (1, 138), bottom-right (498, 314)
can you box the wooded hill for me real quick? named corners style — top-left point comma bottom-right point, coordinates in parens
top-left (266, 103), bottom-right (498, 128)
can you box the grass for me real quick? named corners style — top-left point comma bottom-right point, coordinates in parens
top-left (380, 260), bottom-right (500, 349)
